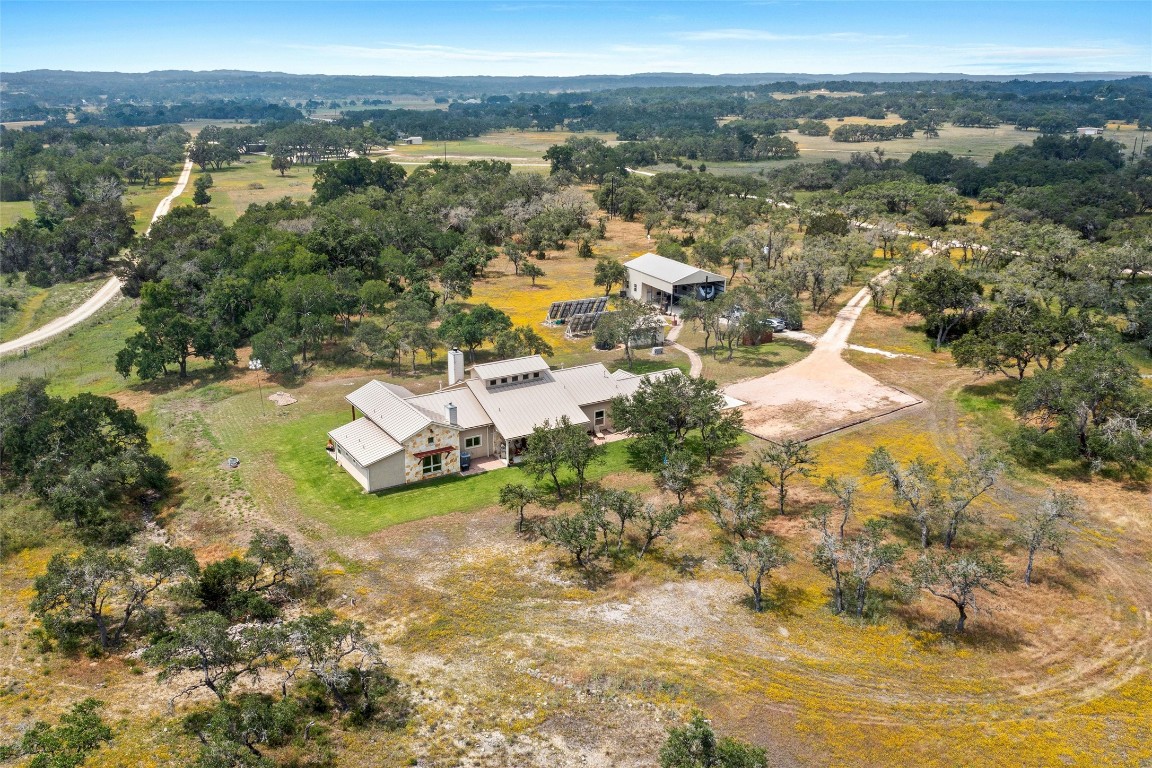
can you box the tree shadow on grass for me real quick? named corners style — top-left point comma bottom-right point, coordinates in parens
top-left (130, 365), bottom-right (241, 397)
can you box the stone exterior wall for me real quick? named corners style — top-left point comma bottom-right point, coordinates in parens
top-left (403, 423), bottom-right (460, 484)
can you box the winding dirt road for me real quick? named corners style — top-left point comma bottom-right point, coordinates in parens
top-left (0, 157), bottom-right (194, 358)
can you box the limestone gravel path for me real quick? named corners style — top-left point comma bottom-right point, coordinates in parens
top-left (0, 157), bottom-right (194, 357)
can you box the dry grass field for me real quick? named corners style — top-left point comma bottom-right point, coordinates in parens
top-left (4, 298), bottom-right (1148, 766)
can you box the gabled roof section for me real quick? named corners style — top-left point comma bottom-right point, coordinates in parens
top-left (465, 376), bottom-right (590, 440)
top-left (328, 417), bottom-right (402, 466)
top-left (472, 355), bottom-right (550, 382)
top-left (346, 380), bottom-right (432, 442)
top-left (405, 387), bottom-right (493, 430)
top-left (552, 363), bottom-right (643, 406)
top-left (624, 252), bottom-right (725, 286)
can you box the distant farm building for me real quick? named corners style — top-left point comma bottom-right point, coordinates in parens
top-left (624, 253), bottom-right (725, 311)
top-left (402, 136), bottom-right (423, 145)
top-left (327, 350), bottom-right (680, 492)
top-left (1077, 127), bottom-right (1105, 136)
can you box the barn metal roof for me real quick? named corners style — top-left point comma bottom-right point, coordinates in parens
top-left (346, 380), bottom-right (431, 442)
top-left (624, 253), bottom-right (725, 286)
top-left (328, 417), bottom-right (402, 466)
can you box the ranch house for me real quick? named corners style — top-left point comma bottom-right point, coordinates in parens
top-left (327, 350), bottom-right (679, 492)
top-left (624, 252), bottom-right (726, 311)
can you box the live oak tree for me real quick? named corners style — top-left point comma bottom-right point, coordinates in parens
top-left (0, 380), bottom-right (171, 545)
top-left (940, 448), bottom-right (1003, 549)
top-left (635, 503), bottom-right (687, 558)
top-left (1014, 491), bottom-right (1083, 585)
top-left (521, 261), bottom-right (545, 286)
top-left (1014, 337), bottom-right (1150, 468)
top-left (541, 509), bottom-right (601, 569)
top-left (810, 476), bottom-right (857, 614)
top-left (493, 325), bottom-right (554, 359)
top-left (659, 712), bottom-right (768, 768)
top-left (591, 486), bottom-right (645, 553)
top-left (655, 449), bottom-right (702, 505)
top-left (32, 546), bottom-right (198, 652)
top-left (703, 464), bottom-right (769, 541)
top-left (593, 257), bottom-right (627, 296)
top-left (116, 280), bottom-right (238, 380)
top-left (499, 483), bottom-right (539, 534)
top-left (721, 535), bottom-right (793, 613)
top-left (436, 303), bottom-right (512, 362)
top-left (0, 698), bottom-right (113, 768)
top-left (271, 154), bottom-right (294, 176)
top-left (910, 551), bottom-right (1009, 633)
top-left (844, 520), bottom-right (904, 619)
top-left (951, 301), bottom-right (1085, 380)
top-left (612, 374), bottom-right (737, 468)
top-left (758, 439), bottom-right (817, 515)
top-left (865, 447), bottom-right (942, 549)
top-left (899, 266), bottom-right (984, 351)
top-left (560, 421), bottom-right (606, 500)
top-left (522, 417), bottom-right (574, 499)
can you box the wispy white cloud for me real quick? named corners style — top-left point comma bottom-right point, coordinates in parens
top-left (678, 28), bottom-right (905, 43)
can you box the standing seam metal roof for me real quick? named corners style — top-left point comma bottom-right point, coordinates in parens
top-left (405, 387), bottom-right (492, 430)
top-left (465, 375), bottom-right (590, 439)
top-left (471, 355), bottom-right (551, 381)
top-left (328, 417), bottom-right (402, 466)
top-left (346, 380), bottom-right (432, 442)
top-left (624, 252), bottom-right (725, 286)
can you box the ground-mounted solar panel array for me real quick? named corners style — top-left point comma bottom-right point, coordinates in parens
top-left (547, 296), bottom-right (608, 322)
top-left (564, 310), bottom-right (612, 338)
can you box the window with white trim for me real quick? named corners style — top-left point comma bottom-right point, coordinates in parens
top-left (422, 454), bottom-right (443, 474)
top-left (465, 435), bottom-right (482, 449)
top-left (594, 410), bottom-right (606, 427)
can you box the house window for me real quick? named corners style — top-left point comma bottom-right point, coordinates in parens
top-left (532, 372), bottom-right (540, 378)
top-left (422, 454), bottom-right (443, 475)
top-left (594, 410), bottom-right (606, 427)
top-left (511, 375), bottom-right (518, 382)
top-left (427, 437), bottom-right (435, 446)
top-left (500, 377), bottom-right (508, 384)
top-left (465, 435), bottom-right (482, 449)
top-left (490, 380), bottom-right (497, 386)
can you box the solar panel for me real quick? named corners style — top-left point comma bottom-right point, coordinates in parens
top-left (547, 296), bottom-right (609, 323)
top-left (564, 310), bottom-right (609, 338)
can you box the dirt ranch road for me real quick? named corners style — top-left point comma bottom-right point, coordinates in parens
top-left (0, 157), bottom-right (194, 358)
top-left (726, 274), bottom-right (922, 442)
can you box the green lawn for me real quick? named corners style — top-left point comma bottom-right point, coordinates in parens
top-left (262, 409), bottom-right (640, 536)
top-left (676, 326), bottom-right (812, 385)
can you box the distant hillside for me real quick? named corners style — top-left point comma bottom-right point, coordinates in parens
top-left (3, 69), bottom-right (1149, 105)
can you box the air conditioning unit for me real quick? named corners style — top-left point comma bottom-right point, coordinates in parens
top-left (651, 346), bottom-right (664, 355)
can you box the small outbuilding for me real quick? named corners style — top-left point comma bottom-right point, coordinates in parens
top-left (1076, 127), bottom-right (1105, 136)
top-left (403, 136), bottom-right (424, 145)
top-left (624, 252), bottom-right (726, 311)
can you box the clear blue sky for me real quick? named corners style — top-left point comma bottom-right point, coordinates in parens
top-left (2, 1), bottom-right (1149, 77)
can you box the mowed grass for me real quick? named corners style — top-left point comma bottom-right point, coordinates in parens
top-left (204, 384), bottom-right (640, 536)
top-left (191, 159), bottom-right (316, 226)
top-left (677, 325), bottom-right (812, 385)
top-left (0, 200), bottom-right (35, 229)
top-left (0, 275), bottom-right (107, 343)
top-left (670, 122), bottom-right (1037, 177)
